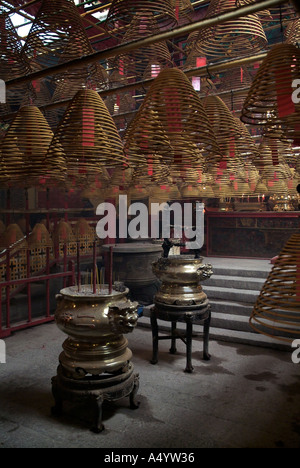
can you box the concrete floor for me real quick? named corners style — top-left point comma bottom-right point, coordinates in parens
top-left (0, 318), bottom-right (300, 449)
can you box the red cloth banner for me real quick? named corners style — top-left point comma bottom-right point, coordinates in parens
top-left (82, 108), bottom-right (94, 147)
top-left (164, 87), bottom-right (182, 133)
top-left (297, 254), bottom-right (300, 300)
top-left (196, 57), bottom-right (206, 67)
top-left (271, 146), bottom-right (279, 166)
top-left (274, 65), bottom-right (295, 118)
top-left (175, 0), bottom-right (180, 20)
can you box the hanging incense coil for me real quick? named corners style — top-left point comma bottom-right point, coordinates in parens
top-left (170, 0), bottom-right (194, 25)
top-left (241, 44), bottom-right (300, 143)
top-left (128, 184), bottom-right (150, 199)
top-left (46, 89), bottom-right (126, 186)
top-left (22, 0), bottom-right (107, 92)
top-left (198, 184), bottom-right (215, 198)
top-left (31, 80), bottom-right (62, 131)
top-left (285, 17), bottom-right (300, 44)
top-left (104, 93), bottom-right (136, 116)
top-left (28, 223), bottom-right (53, 249)
top-left (80, 186), bottom-right (108, 209)
top-left (149, 184), bottom-right (177, 202)
top-left (53, 220), bottom-right (77, 257)
top-left (28, 223), bottom-right (54, 274)
top-left (51, 61), bottom-right (108, 104)
top-left (169, 152), bottom-right (207, 186)
top-left (73, 218), bottom-right (97, 255)
top-left (286, 173), bottom-right (299, 196)
top-left (233, 117), bottom-right (260, 161)
top-left (124, 68), bottom-right (220, 173)
top-left (0, 223), bottom-right (28, 292)
top-left (231, 179), bottom-right (254, 196)
top-left (107, 69), bottom-right (129, 90)
top-left (253, 136), bottom-right (295, 190)
top-left (105, 0), bottom-right (178, 38)
top-left (201, 95), bottom-right (247, 174)
top-left (124, 107), bottom-right (174, 170)
top-left (180, 184), bottom-right (201, 198)
top-left (73, 218), bottom-right (95, 241)
top-left (110, 14), bottom-right (173, 80)
top-left (217, 67), bottom-right (253, 113)
top-left (242, 0), bottom-right (297, 24)
top-left (254, 179), bottom-right (269, 195)
top-left (131, 161), bottom-right (170, 185)
top-left (189, 0), bottom-right (267, 60)
top-left (258, 133), bottom-right (297, 168)
top-left (0, 12), bottom-right (33, 115)
top-left (110, 167), bottom-right (133, 188)
top-left (213, 181), bottom-right (235, 198)
top-left (0, 105), bottom-right (65, 188)
top-left (21, 0), bottom-right (91, 69)
top-left (0, 149), bottom-right (8, 188)
top-left (0, 12), bottom-right (31, 80)
top-left (162, 183), bottom-right (182, 200)
top-left (0, 136), bottom-right (26, 186)
top-left (236, 162), bottom-right (260, 192)
top-left (249, 233), bottom-right (300, 342)
top-left (262, 1), bottom-right (297, 22)
top-left (0, 223), bottom-right (27, 250)
top-left (264, 171), bottom-right (291, 196)
top-left (242, 0), bottom-right (273, 22)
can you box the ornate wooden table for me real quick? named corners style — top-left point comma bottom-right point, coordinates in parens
top-left (150, 302), bottom-right (211, 373)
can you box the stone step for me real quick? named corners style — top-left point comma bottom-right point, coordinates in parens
top-left (208, 266), bottom-right (270, 279)
top-left (208, 299), bottom-right (254, 316)
top-left (207, 327), bottom-right (291, 352)
top-left (202, 285), bottom-right (260, 304)
top-left (210, 312), bottom-right (252, 333)
top-left (203, 274), bottom-right (266, 291)
top-left (208, 312), bottom-right (300, 340)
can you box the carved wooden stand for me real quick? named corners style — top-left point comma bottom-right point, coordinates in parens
top-left (51, 363), bottom-right (139, 433)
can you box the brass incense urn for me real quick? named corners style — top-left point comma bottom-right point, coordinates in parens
top-left (51, 285), bottom-right (139, 432)
top-left (152, 255), bottom-right (213, 310)
top-left (150, 255), bottom-right (213, 372)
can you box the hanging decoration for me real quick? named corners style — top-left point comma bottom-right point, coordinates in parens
top-left (109, 13), bottom-right (173, 80)
top-left (241, 44), bottom-right (300, 145)
top-left (0, 105), bottom-right (64, 188)
top-left (123, 68), bottom-right (220, 186)
top-left (170, 0), bottom-right (194, 25)
top-left (249, 232), bottom-right (300, 343)
top-left (186, 0), bottom-right (267, 60)
top-left (22, 0), bottom-right (108, 98)
top-left (105, 0), bottom-right (178, 39)
top-left (45, 89), bottom-right (126, 188)
top-left (201, 95), bottom-right (249, 177)
top-left (0, 11), bottom-right (33, 115)
top-left (217, 67), bottom-right (253, 114)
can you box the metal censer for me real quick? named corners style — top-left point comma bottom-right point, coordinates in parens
top-left (152, 255), bottom-right (213, 310)
top-left (51, 284), bottom-right (139, 432)
top-left (151, 254), bottom-right (213, 372)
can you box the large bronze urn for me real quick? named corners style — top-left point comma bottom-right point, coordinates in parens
top-left (152, 255), bottom-right (213, 310)
top-left (151, 255), bottom-right (213, 372)
top-left (51, 285), bottom-right (139, 432)
top-left (54, 285), bottom-right (138, 377)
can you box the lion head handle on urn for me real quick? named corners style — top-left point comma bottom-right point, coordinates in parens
top-left (197, 263), bottom-right (213, 281)
top-left (108, 301), bottom-right (139, 335)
